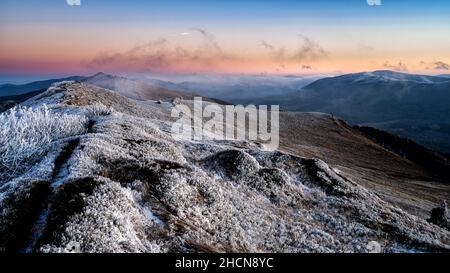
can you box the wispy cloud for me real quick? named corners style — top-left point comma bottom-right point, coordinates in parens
top-left (87, 30), bottom-right (329, 73)
top-left (260, 40), bottom-right (287, 62)
top-left (260, 35), bottom-right (327, 70)
top-left (383, 60), bottom-right (408, 71)
top-left (420, 60), bottom-right (449, 71)
top-left (88, 29), bottom-right (239, 73)
top-left (191, 28), bottom-right (223, 54)
top-left (260, 40), bottom-right (275, 51)
top-left (434, 61), bottom-right (450, 70)
top-left (294, 35), bottom-right (328, 62)
top-left (358, 43), bottom-right (375, 52)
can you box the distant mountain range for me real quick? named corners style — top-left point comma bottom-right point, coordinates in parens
top-left (136, 74), bottom-right (324, 104)
top-left (0, 72), bottom-right (323, 104)
top-left (0, 76), bottom-right (86, 97)
top-left (269, 70), bottom-right (450, 123)
top-left (83, 72), bottom-right (224, 103)
top-left (0, 76), bottom-right (90, 113)
top-left (254, 70), bottom-right (450, 154)
top-left (0, 90), bottom-right (45, 113)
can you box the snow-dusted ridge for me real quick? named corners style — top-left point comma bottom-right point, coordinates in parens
top-left (0, 81), bottom-right (448, 253)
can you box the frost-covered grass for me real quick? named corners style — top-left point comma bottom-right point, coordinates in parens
top-left (40, 178), bottom-right (163, 253)
top-left (85, 103), bottom-right (114, 118)
top-left (0, 105), bottom-right (88, 180)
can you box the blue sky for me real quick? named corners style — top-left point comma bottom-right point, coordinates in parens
top-left (2, 0), bottom-right (450, 23)
top-left (1, 0), bottom-right (449, 76)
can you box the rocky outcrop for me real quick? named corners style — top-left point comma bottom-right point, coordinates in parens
top-left (428, 202), bottom-right (449, 231)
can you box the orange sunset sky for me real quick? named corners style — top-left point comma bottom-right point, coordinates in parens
top-left (1, 0), bottom-right (449, 76)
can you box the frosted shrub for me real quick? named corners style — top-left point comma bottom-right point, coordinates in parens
top-left (0, 105), bottom-right (88, 180)
top-left (85, 103), bottom-right (114, 117)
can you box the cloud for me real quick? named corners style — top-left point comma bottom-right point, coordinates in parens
top-left (88, 30), bottom-right (328, 73)
top-left (420, 60), bottom-right (449, 71)
top-left (383, 60), bottom-right (408, 71)
top-left (433, 61), bottom-right (450, 70)
top-left (260, 40), bottom-right (275, 50)
top-left (260, 40), bottom-right (287, 62)
top-left (89, 39), bottom-right (172, 70)
top-left (260, 35), bottom-right (327, 71)
top-left (191, 28), bottom-right (223, 54)
top-left (293, 35), bottom-right (328, 62)
top-left (358, 43), bottom-right (375, 52)
top-left (88, 29), bottom-right (239, 73)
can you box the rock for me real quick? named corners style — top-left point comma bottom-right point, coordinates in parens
top-left (428, 201), bottom-right (449, 230)
top-left (203, 149), bottom-right (260, 179)
top-left (171, 98), bottom-right (182, 105)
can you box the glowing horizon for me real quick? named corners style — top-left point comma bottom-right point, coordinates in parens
top-left (1, 0), bottom-right (450, 76)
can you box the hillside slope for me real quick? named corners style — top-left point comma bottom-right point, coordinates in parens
top-left (278, 112), bottom-right (449, 218)
top-left (0, 82), bottom-right (448, 253)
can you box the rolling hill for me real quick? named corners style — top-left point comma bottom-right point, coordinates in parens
top-left (255, 70), bottom-right (450, 154)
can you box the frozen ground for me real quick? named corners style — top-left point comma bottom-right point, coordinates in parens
top-left (0, 82), bottom-right (448, 253)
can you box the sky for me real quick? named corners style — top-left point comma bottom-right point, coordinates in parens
top-left (1, 0), bottom-right (450, 77)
